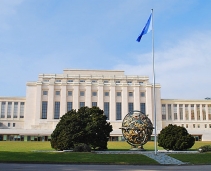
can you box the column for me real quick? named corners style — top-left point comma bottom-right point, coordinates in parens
top-left (122, 86), bottom-right (128, 118)
top-left (85, 85), bottom-right (91, 107)
top-left (134, 86), bottom-right (140, 111)
top-left (73, 85), bottom-right (79, 110)
top-left (47, 83), bottom-right (55, 120)
top-left (110, 86), bottom-right (116, 121)
top-left (98, 85), bottom-right (104, 110)
top-left (35, 82), bottom-right (42, 124)
top-left (60, 83), bottom-right (67, 116)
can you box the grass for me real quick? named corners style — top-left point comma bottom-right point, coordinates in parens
top-left (0, 141), bottom-right (211, 164)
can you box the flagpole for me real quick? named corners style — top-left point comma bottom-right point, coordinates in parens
top-left (151, 9), bottom-right (157, 155)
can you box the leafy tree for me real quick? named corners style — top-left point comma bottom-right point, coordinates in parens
top-left (51, 106), bottom-right (113, 151)
top-left (158, 124), bottom-right (195, 151)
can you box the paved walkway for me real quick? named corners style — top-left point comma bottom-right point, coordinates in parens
top-left (95, 150), bottom-right (198, 165)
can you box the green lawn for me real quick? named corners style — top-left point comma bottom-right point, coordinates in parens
top-left (0, 141), bottom-right (211, 164)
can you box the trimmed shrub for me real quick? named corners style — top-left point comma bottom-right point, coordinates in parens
top-left (198, 145), bottom-right (211, 153)
top-left (158, 124), bottom-right (195, 151)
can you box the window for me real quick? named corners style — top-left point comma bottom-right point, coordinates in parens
top-left (129, 92), bottom-right (133, 97)
top-left (92, 80), bottom-right (97, 83)
top-left (67, 102), bottom-right (72, 112)
top-left (104, 80), bottom-right (109, 84)
top-left (20, 102), bottom-right (24, 118)
top-left (127, 81), bottom-right (132, 84)
top-left (43, 91), bottom-right (48, 95)
top-left (8, 123), bottom-right (10, 127)
top-left (13, 123), bottom-right (15, 127)
top-left (43, 79), bottom-right (49, 82)
top-left (92, 102), bottom-right (97, 107)
top-left (92, 92), bottom-right (97, 96)
top-left (80, 91), bottom-right (85, 96)
top-left (41, 101), bottom-right (48, 119)
top-left (54, 102), bottom-right (60, 119)
top-left (55, 80), bottom-right (61, 82)
top-left (117, 92), bottom-right (121, 96)
top-left (198, 124), bottom-right (200, 128)
top-left (7, 102), bottom-right (12, 118)
top-left (168, 104), bottom-right (172, 120)
top-left (116, 81), bottom-right (120, 84)
top-left (173, 104), bottom-right (177, 120)
top-left (104, 102), bottom-right (109, 120)
top-left (140, 92), bottom-right (145, 97)
top-left (105, 92), bottom-right (109, 96)
top-left (68, 91), bottom-right (72, 96)
top-left (140, 103), bottom-right (146, 114)
top-left (205, 124), bottom-right (207, 128)
top-left (55, 91), bottom-right (60, 96)
top-left (179, 104), bottom-right (183, 120)
top-left (185, 104), bottom-right (189, 120)
top-left (116, 102), bottom-right (122, 120)
top-left (67, 80), bottom-right (73, 82)
top-left (186, 124), bottom-right (188, 128)
top-left (193, 124), bottom-right (195, 128)
top-left (79, 102), bottom-right (85, 108)
top-left (80, 80), bottom-right (85, 83)
top-left (191, 104), bottom-right (195, 120)
top-left (139, 81), bottom-right (143, 85)
top-left (209, 124), bottom-right (211, 128)
top-left (128, 103), bottom-right (134, 113)
top-left (162, 104), bottom-right (166, 120)
top-left (1, 102), bottom-right (6, 118)
top-left (13, 102), bottom-right (18, 118)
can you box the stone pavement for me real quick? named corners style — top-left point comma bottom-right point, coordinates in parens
top-left (95, 150), bottom-right (199, 165)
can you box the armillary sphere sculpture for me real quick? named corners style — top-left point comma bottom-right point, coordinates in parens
top-left (120, 110), bottom-right (153, 150)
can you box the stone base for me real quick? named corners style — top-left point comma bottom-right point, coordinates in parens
top-left (130, 148), bottom-right (146, 151)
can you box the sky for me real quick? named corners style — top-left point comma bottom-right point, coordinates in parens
top-left (0, 0), bottom-right (211, 99)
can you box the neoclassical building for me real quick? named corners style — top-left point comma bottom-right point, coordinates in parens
top-left (0, 69), bottom-right (210, 141)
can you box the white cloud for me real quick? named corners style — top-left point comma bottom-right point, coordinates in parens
top-left (114, 31), bottom-right (211, 99)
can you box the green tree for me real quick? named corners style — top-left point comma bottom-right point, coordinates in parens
top-left (50, 106), bottom-right (113, 151)
top-left (158, 124), bottom-right (195, 151)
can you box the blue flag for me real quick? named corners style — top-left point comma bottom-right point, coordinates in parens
top-left (136, 13), bottom-right (152, 42)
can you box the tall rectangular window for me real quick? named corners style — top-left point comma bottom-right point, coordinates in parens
top-left (117, 92), bottom-right (121, 96)
top-left (173, 104), bottom-right (177, 120)
top-left (116, 102), bottom-right (122, 120)
top-left (80, 91), bottom-right (85, 96)
top-left (92, 92), bottom-right (97, 96)
top-left (42, 101), bottom-right (48, 119)
top-left (185, 104), bottom-right (189, 120)
top-left (67, 102), bottom-right (72, 112)
top-left (55, 91), bottom-right (60, 96)
top-left (13, 102), bottom-right (18, 118)
top-left (104, 92), bottom-right (109, 96)
top-left (92, 102), bottom-right (97, 107)
top-left (68, 91), bottom-right (72, 96)
top-left (202, 104), bottom-right (206, 120)
top-left (208, 105), bottom-right (211, 120)
top-left (197, 104), bottom-right (200, 120)
top-left (179, 104), bottom-right (183, 120)
top-left (1, 102), bottom-right (6, 118)
top-left (128, 92), bottom-right (133, 97)
top-left (20, 102), bottom-right (24, 118)
top-left (191, 104), bottom-right (195, 120)
top-left (140, 92), bottom-right (145, 97)
top-left (140, 103), bottom-right (146, 114)
top-left (79, 102), bottom-right (85, 108)
top-left (162, 104), bottom-right (166, 120)
top-left (54, 102), bottom-right (60, 119)
top-left (128, 103), bottom-right (133, 113)
top-left (104, 102), bottom-right (109, 120)
top-left (7, 102), bottom-right (12, 118)
top-left (168, 104), bottom-right (172, 120)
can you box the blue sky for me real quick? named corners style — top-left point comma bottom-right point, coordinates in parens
top-left (0, 0), bottom-right (211, 99)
